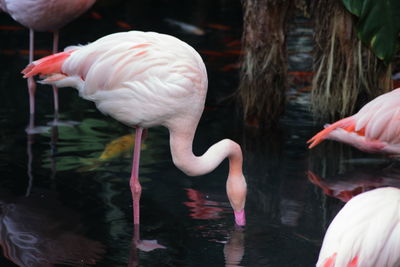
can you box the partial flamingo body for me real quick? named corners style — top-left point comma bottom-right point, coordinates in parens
top-left (22, 31), bottom-right (247, 226)
top-left (308, 88), bottom-right (400, 154)
top-left (1, 0), bottom-right (96, 114)
top-left (317, 187), bottom-right (400, 267)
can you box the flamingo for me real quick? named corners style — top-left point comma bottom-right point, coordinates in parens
top-left (317, 187), bottom-right (400, 267)
top-left (21, 31), bottom-right (247, 226)
top-left (307, 88), bottom-right (400, 154)
top-left (0, 0), bottom-right (96, 114)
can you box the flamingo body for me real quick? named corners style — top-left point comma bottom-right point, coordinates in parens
top-left (1, 0), bottom-right (95, 31)
top-left (22, 31), bottom-right (247, 226)
top-left (308, 88), bottom-right (400, 154)
top-left (57, 31), bottom-right (207, 129)
top-left (317, 187), bottom-right (400, 267)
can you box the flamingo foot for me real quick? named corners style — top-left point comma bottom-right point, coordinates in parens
top-left (137, 240), bottom-right (166, 252)
top-left (47, 111), bottom-right (80, 127)
top-left (47, 119), bottom-right (80, 127)
top-left (25, 125), bottom-right (51, 135)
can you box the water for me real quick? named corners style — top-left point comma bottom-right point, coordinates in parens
top-left (1, 1), bottom-right (399, 266)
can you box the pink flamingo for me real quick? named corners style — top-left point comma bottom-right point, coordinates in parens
top-left (21, 31), bottom-right (247, 226)
top-left (308, 88), bottom-right (400, 154)
top-left (317, 187), bottom-right (400, 267)
top-left (0, 0), bottom-right (96, 114)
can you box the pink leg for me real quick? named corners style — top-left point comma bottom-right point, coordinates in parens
top-left (28, 29), bottom-right (36, 114)
top-left (52, 86), bottom-right (59, 112)
top-left (52, 30), bottom-right (59, 53)
top-left (28, 77), bottom-right (36, 114)
top-left (130, 127), bottom-right (143, 225)
top-left (52, 31), bottom-right (59, 112)
top-left (128, 223), bottom-right (140, 267)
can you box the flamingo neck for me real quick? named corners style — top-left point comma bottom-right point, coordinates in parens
top-left (168, 126), bottom-right (242, 176)
top-left (168, 124), bottom-right (247, 225)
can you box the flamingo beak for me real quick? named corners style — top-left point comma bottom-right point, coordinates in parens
top-left (234, 209), bottom-right (246, 226)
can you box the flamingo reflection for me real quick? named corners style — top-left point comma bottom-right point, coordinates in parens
top-left (16, 114), bottom-right (104, 266)
top-left (308, 162), bottom-right (400, 202)
top-left (223, 226), bottom-right (245, 267)
top-left (0, 191), bottom-right (105, 266)
top-left (128, 224), bottom-right (166, 267)
top-left (184, 188), bottom-right (227, 220)
top-left (184, 188), bottom-right (245, 266)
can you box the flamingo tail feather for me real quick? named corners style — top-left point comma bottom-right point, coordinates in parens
top-left (22, 51), bottom-right (73, 78)
top-left (307, 117), bottom-right (354, 148)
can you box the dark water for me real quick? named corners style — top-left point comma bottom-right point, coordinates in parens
top-left (0, 1), bottom-right (398, 266)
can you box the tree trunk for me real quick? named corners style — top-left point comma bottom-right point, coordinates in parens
top-left (238, 0), bottom-right (293, 128)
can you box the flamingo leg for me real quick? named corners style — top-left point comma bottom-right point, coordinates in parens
top-left (130, 127), bottom-right (143, 225)
top-left (52, 30), bottom-right (59, 112)
top-left (128, 223), bottom-right (140, 267)
top-left (26, 114), bottom-right (35, 197)
top-left (28, 29), bottom-right (36, 115)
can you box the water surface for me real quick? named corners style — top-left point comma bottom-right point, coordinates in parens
top-left (0, 1), bottom-right (397, 266)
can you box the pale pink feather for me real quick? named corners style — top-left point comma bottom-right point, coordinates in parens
top-left (317, 187), bottom-right (400, 267)
top-left (308, 88), bottom-right (400, 154)
top-left (1, 0), bottom-right (95, 31)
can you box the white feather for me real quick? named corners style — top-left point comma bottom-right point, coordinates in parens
top-left (317, 187), bottom-right (400, 267)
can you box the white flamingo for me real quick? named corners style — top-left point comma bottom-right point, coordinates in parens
top-left (22, 31), bottom-right (247, 226)
top-left (317, 187), bottom-right (400, 267)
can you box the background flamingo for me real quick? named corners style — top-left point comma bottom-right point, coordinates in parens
top-left (0, 0), bottom-right (96, 115)
top-left (317, 187), bottom-right (400, 267)
top-left (308, 88), bottom-right (400, 154)
top-left (21, 30), bottom-right (247, 226)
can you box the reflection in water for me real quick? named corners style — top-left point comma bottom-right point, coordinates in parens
top-left (183, 188), bottom-right (245, 267)
top-left (0, 1), bottom-right (341, 265)
top-left (308, 162), bottom-right (400, 202)
top-left (241, 126), bottom-right (309, 228)
top-left (18, 116), bottom-right (105, 266)
top-left (184, 188), bottom-right (227, 220)
top-left (128, 224), bottom-right (166, 267)
top-left (49, 115), bottom-right (59, 183)
top-left (26, 129), bottom-right (34, 197)
top-left (25, 113), bottom-right (50, 135)
top-left (224, 226), bottom-right (245, 267)
top-left (0, 191), bottom-right (105, 267)
top-left (78, 133), bottom-right (146, 172)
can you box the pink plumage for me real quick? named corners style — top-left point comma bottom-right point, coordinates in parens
top-left (317, 187), bottom-right (400, 267)
top-left (1, 0), bottom-right (96, 115)
top-left (22, 31), bottom-right (247, 226)
top-left (1, 0), bottom-right (95, 32)
top-left (308, 88), bottom-right (400, 154)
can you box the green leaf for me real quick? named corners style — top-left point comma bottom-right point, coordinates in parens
top-left (342, 0), bottom-right (400, 63)
top-left (342, 0), bottom-right (362, 16)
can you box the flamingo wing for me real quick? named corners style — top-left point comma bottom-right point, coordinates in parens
top-left (354, 89), bottom-right (400, 144)
top-left (23, 31), bottom-right (208, 128)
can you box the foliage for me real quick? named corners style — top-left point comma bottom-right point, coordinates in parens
top-left (311, 0), bottom-right (391, 120)
top-left (342, 0), bottom-right (400, 63)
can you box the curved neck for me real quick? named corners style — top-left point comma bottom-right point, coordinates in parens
top-left (168, 122), bottom-right (247, 225)
top-left (168, 127), bottom-right (243, 177)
